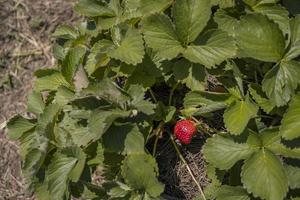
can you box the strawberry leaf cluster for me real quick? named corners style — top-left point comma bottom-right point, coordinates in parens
top-left (6, 0), bottom-right (300, 199)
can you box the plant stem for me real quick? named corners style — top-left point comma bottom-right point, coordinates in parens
top-left (149, 88), bottom-right (158, 103)
top-left (168, 82), bottom-right (179, 106)
top-left (152, 121), bottom-right (165, 156)
top-left (152, 135), bottom-right (160, 156)
top-left (191, 116), bottom-right (217, 136)
top-left (168, 132), bottom-right (207, 200)
top-left (257, 114), bottom-right (274, 119)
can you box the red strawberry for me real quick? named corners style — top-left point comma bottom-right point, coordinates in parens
top-left (174, 119), bottom-right (197, 144)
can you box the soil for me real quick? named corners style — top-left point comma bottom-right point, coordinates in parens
top-left (0, 0), bottom-right (78, 199)
top-left (155, 133), bottom-right (211, 200)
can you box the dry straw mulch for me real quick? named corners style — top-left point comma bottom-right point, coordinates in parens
top-left (0, 1), bottom-right (78, 199)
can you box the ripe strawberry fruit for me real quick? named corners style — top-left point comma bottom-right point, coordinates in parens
top-left (174, 119), bottom-right (197, 144)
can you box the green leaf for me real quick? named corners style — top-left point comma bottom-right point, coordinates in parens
top-left (53, 44), bottom-right (67, 61)
top-left (103, 124), bottom-right (144, 154)
top-left (253, 4), bottom-right (290, 40)
top-left (243, 0), bottom-right (280, 7)
top-left (21, 133), bottom-right (48, 187)
top-left (155, 102), bottom-right (176, 122)
top-left (36, 103), bottom-right (61, 132)
top-left (124, 0), bottom-right (172, 18)
top-left (142, 14), bottom-right (184, 60)
top-left (127, 85), bottom-right (156, 115)
top-left (121, 153), bottom-right (164, 197)
top-left (268, 142), bottom-right (300, 159)
top-left (262, 60), bottom-right (300, 107)
top-left (183, 91), bottom-right (230, 116)
top-left (67, 147), bottom-right (87, 182)
top-left (126, 69), bottom-right (156, 89)
top-left (137, 0), bottom-right (171, 16)
top-left (224, 98), bottom-right (258, 135)
top-left (173, 59), bottom-right (206, 91)
top-left (74, 0), bottom-right (115, 17)
top-left (54, 127), bottom-right (75, 148)
top-left (96, 0), bottom-right (172, 30)
top-left (80, 182), bottom-right (107, 199)
top-left (291, 15), bottom-right (300, 44)
top-left (47, 151), bottom-right (78, 200)
top-left (18, 130), bottom-right (39, 160)
top-left (249, 84), bottom-right (275, 113)
top-left (55, 86), bottom-right (75, 106)
top-left (203, 134), bottom-right (254, 170)
top-left (84, 78), bottom-right (131, 107)
top-left (214, 9), bottom-right (239, 36)
top-left (285, 164), bottom-right (300, 189)
top-left (52, 25), bottom-right (79, 40)
top-left (241, 150), bottom-right (288, 200)
top-left (183, 29), bottom-right (237, 68)
top-left (173, 0), bottom-right (211, 43)
top-left (34, 71), bottom-right (71, 92)
top-left (216, 185), bottom-right (250, 200)
top-left (58, 114), bottom-right (93, 147)
top-left (206, 164), bottom-right (224, 187)
top-left (259, 127), bottom-right (281, 147)
top-left (125, 56), bottom-right (162, 88)
top-left (35, 182), bottom-right (51, 200)
top-left (62, 46), bottom-right (86, 83)
top-left (87, 143), bottom-right (104, 166)
top-left (285, 40), bottom-right (300, 61)
top-left (285, 16), bottom-right (300, 60)
top-left (7, 116), bottom-right (35, 140)
top-left (236, 14), bottom-right (285, 62)
top-left (280, 94), bottom-right (300, 140)
top-left (228, 61), bottom-right (244, 96)
top-left (212, 0), bottom-right (236, 8)
top-left (27, 91), bottom-right (45, 114)
top-left (89, 109), bottom-right (131, 140)
top-left (108, 28), bottom-right (145, 65)
top-left (85, 40), bottom-right (112, 76)
top-left (108, 183), bottom-right (131, 198)
top-left (123, 128), bottom-right (145, 155)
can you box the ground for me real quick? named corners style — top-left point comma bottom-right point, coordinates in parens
top-left (0, 0), bottom-right (78, 199)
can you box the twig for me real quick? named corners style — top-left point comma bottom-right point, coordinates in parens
top-left (152, 121), bottom-right (164, 156)
top-left (9, 173), bottom-right (24, 188)
top-left (12, 50), bottom-right (43, 57)
top-left (0, 120), bottom-right (7, 130)
top-left (149, 88), bottom-right (158, 103)
top-left (168, 82), bottom-right (179, 106)
top-left (191, 116), bottom-right (215, 136)
top-left (168, 132), bottom-right (207, 200)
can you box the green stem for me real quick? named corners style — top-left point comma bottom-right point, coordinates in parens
top-left (168, 82), bottom-right (179, 106)
top-left (149, 88), bottom-right (158, 103)
top-left (257, 114), bottom-right (274, 119)
top-left (191, 116), bottom-right (217, 135)
top-left (152, 121), bottom-right (165, 156)
top-left (152, 135), bottom-right (160, 156)
top-left (168, 132), bottom-right (207, 200)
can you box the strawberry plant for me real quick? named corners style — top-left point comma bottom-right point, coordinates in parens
top-left (6, 0), bottom-right (300, 199)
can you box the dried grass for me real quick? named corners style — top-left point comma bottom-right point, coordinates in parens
top-left (0, 0), bottom-right (78, 199)
top-left (156, 134), bottom-right (211, 200)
